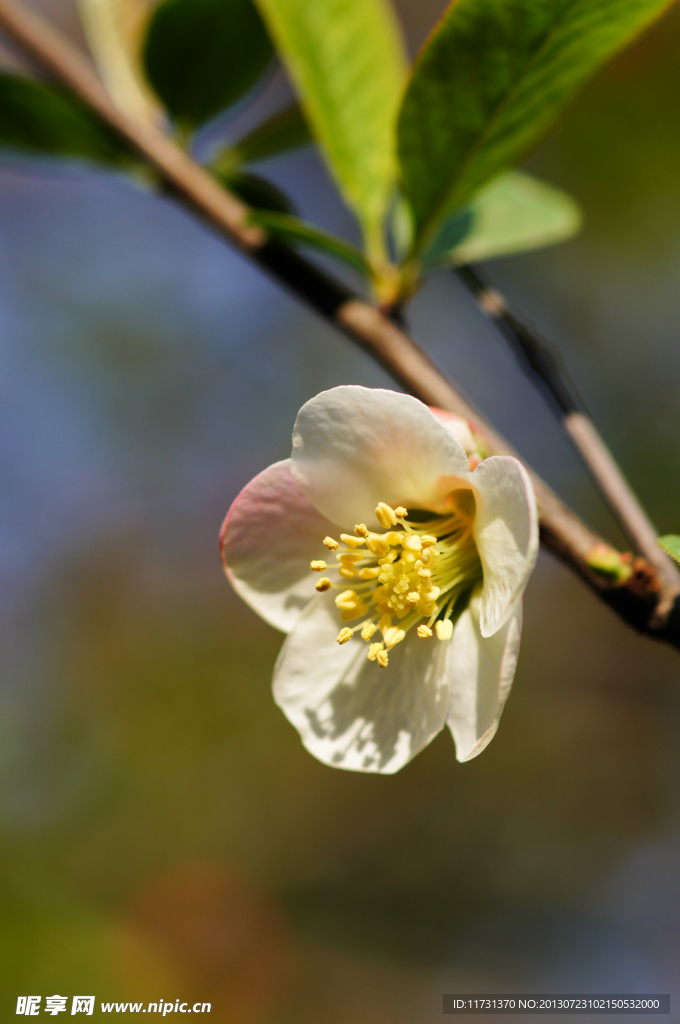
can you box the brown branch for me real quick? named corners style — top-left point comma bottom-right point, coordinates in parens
top-left (455, 264), bottom-right (680, 596)
top-left (0, 0), bottom-right (678, 647)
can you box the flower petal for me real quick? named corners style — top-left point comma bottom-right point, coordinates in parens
top-left (290, 386), bottom-right (472, 527)
top-left (446, 593), bottom-right (523, 762)
top-left (220, 459), bottom-right (337, 633)
top-left (470, 455), bottom-right (538, 637)
top-left (273, 596), bottom-right (452, 773)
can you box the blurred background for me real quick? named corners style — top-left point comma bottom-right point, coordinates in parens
top-left (3, 0), bottom-right (680, 1019)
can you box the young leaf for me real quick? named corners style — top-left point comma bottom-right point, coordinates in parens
top-left (422, 170), bottom-right (582, 269)
top-left (0, 72), bottom-right (135, 166)
top-left (77, 0), bottom-right (160, 124)
top-left (143, 0), bottom-right (273, 130)
top-left (252, 0), bottom-right (407, 262)
top-left (232, 103), bottom-right (312, 165)
top-left (249, 210), bottom-right (369, 273)
top-left (398, 0), bottom-right (676, 254)
top-left (658, 536), bottom-right (680, 565)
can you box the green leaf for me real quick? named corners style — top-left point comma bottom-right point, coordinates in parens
top-left (422, 170), bottom-right (582, 268)
top-left (249, 210), bottom-right (369, 273)
top-left (77, 0), bottom-right (160, 124)
top-left (214, 170), bottom-right (296, 213)
top-left (252, 0), bottom-right (407, 263)
top-left (0, 72), bottom-right (135, 166)
top-left (398, 0), bottom-right (676, 254)
top-left (658, 535), bottom-right (680, 565)
top-left (233, 103), bottom-right (313, 165)
top-left (143, 0), bottom-right (273, 130)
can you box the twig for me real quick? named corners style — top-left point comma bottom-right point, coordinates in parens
top-left (0, 0), bottom-right (679, 646)
top-left (455, 264), bottom-right (680, 597)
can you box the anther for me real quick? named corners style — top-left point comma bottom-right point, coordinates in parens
top-left (394, 507), bottom-right (408, 518)
top-left (340, 533), bottom-right (365, 547)
top-left (323, 536), bottom-right (339, 551)
top-left (435, 620), bottom-right (453, 641)
top-left (315, 577), bottom-right (332, 592)
top-left (376, 650), bottom-right (389, 668)
top-left (417, 625), bottom-right (433, 639)
top-left (338, 567), bottom-right (357, 578)
top-left (406, 591), bottom-right (419, 604)
top-left (367, 642), bottom-right (384, 661)
top-left (361, 622), bottom-right (377, 641)
top-left (418, 566), bottom-right (432, 579)
top-left (375, 502), bottom-right (398, 528)
top-left (421, 535), bottom-right (437, 546)
top-left (403, 534), bottom-right (422, 552)
top-left (384, 627), bottom-right (405, 649)
top-left (354, 523), bottom-right (369, 538)
top-left (310, 560), bottom-right (327, 572)
top-left (358, 567), bottom-right (380, 580)
top-left (366, 534), bottom-right (390, 557)
top-left (336, 628), bottom-right (353, 645)
top-left (378, 613), bottom-right (392, 634)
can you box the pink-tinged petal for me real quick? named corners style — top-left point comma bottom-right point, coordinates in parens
top-left (430, 407), bottom-right (477, 457)
top-left (470, 455), bottom-right (538, 637)
top-left (273, 596), bottom-right (451, 773)
top-left (220, 459), bottom-right (337, 633)
top-left (447, 594), bottom-right (522, 762)
top-left (290, 386), bottom-right (472, 528)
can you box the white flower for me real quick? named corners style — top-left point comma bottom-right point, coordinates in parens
top-left (221, 386), bottom-right (538, 773)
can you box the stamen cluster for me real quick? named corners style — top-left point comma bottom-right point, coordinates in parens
top-left (310, 500), bottom-right (482, 667)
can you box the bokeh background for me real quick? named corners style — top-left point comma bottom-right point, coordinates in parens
top-left (3, 0), bottom-right (680, 1019)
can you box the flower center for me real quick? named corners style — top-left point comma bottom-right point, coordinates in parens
top-left (310, 499), bottom-right (483, 668)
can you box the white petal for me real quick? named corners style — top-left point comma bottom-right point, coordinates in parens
top-left (220, 460), bottom-right (337, 633)
top-left (429, 407), bottom-right (477, 458)
top-left (470, 455), bottom-right (538, 637)
top-left (273, 597), bottom-right (452, 773)
top-left (290, 386), bottom-right (472, 527)
top-left (446, 594), bottom-right (523, 762)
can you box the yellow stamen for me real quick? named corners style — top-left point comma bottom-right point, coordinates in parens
top-left (340, 534), bottom-right (365, 548)
top-left (342, 604), bottom-right (368, 621)
top-left (378, 613), bottom-right (392, 634)
top-left (316, 497), bottom-right (482, 670)
top-left (310, 560), bottom-right (327, 572)
top-left (323, 536), bottom-right (339, 551)
top-left (315, 577), bottom-right (332, 592)
top-left (366, 534), bottom-right (390, 557)
top-left (394, 507), bottom-right (408, 518)
top-left (375, 502), bottom-right (398, 528)
top-left (336, 627), bottom-right (353, 644)
top-left (384, 627), bottom-right (405, 649)
top-left (339, 551), bottom-right (364, 563)
top-left (435, 620), bottom-right (453, 641)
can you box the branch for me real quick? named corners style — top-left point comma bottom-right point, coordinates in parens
top-left (455, 264), bottom-right (680, 595)
top-left (0, 0), bottom-right (678, 647)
